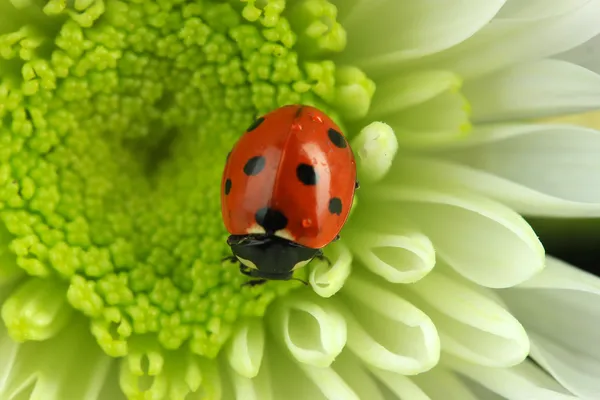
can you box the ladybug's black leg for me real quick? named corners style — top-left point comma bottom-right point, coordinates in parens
top-left (243, 279), bottom-right (267, 287)
top-left (332, 235), bottom-right (341, 242)
top-left (290, 277), bottom-right (309, 286)
top-left (355, 180), bottom-right (360, 190)
top-left (222, 255), bottom-right (238, 263)
top-left (239, 264), bottom-right (254, 276)
top-left (314, 250), bottom-right (331, 266)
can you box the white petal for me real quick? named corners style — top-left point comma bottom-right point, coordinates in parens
top-left (196, 358), bottom-right (223, 400)
top-left (336, 0), bottom-right (505, 75)
top-left (267, 292), bottom-right (346, 368)
top-left (496, 0), bottom-right (592, 20)
top-left (500, 256), bottom-right (600, 399)
top-left (344, 226), bottom-right (435, 284)
top-left (332, 351), bottom-right (386, 400)
top-left (447, 356), bottom-right (577, 400)
top-left (267, 343), bottom-right (360, 400)
top-left (464, 60), bottom-right (600, 122)
top-left (0, 322), bottom-right (21, 395)
top-left (411, 366), bottom-right (479, 400)
top-left (443, 123), bottom-right (600, 210)
top-left (406, 269), bottom-right (529, 367)
top-left (368, 70), bottom-right (461, 120)
top-left (369, 183), bottom-right (544, 288)
top-left (266, 345), bottom-right (327, 400)
top-left (225, 319), bottom-right (264, 378)
top-left (382, 88), bottom-right (471, 149)
top-left (557, 31), bottom-right (600, 74)
top-left (369, 367), bottom-right (431, 400)
top-left (227, 356), bottom-right (272, 400)
top-left (309, 241), bottom-right (352, 298)
top-left (416, 1), bottom-right (600, 80)
top-left (0, 317), bottom-right (113, 400)
top-left (340, 273), bottom-right (440, 375)
top-left (392, 155), bottom-right (600, 218)
top-left (299, 364), bottom-right (361, 400)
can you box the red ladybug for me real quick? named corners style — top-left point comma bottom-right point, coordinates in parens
top-left (221, 105), bottom-right (358, 285)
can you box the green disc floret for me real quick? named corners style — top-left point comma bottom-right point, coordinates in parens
top-left (0, 0), bottom-right (375, 396)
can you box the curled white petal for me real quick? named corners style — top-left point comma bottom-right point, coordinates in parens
top-left (369, 183), bottom-right (544, 288)
top-left (351, 122), bottom-right (398, 184)
top-left (309, 241), bottom-right (352, 298)
top-left (344, 226), bottom-right (435, 284)
top-left (267, 292), bottom-right (346, 368)
top-left (225, 319), bottom-right (264, 378)
top-left (407, 269), bottom-right (530, 367)
top-left (340, 274), bottom-right (439, 374)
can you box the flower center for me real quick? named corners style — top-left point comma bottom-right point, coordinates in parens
top-left (0, 0), bottom-right (375, 363)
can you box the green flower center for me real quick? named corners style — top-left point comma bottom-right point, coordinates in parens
top-left (0, 0), bottom-right (375, 367)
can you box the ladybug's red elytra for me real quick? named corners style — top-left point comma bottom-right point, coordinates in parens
top-left (220, 105), bottom-right (358, 286)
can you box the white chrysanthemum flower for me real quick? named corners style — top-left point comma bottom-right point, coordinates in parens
top-left (1, 1), bottom-right (600, 399)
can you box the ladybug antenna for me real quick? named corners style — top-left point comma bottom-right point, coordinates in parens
top-left (291, 277), bottom-right (309, 286)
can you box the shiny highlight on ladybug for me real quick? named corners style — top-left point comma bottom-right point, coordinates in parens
top-left (220, 105), bottom-right (359, 286)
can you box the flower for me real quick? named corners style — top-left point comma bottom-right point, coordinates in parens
top-left (1, 1), bottom-right (600, 399)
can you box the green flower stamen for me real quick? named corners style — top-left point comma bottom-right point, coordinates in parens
top-left (0, 0), bottom-right (375, 397)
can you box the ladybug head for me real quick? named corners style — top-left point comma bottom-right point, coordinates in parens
top-left (226, 234), bottom-right (320, 280)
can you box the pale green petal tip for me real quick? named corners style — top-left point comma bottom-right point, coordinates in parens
top-left (309, 241), bottom-right (353, 298)
top-left (226, 319), bottom-right (265, 378)
top-left (1, 278), bottom-right (73, 342)
top-left (352, 122), bottom-right (398, 184)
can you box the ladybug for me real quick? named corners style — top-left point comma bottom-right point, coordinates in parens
top-left (221, 105), bottom-right (358, 286)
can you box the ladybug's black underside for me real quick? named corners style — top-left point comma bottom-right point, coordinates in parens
top-left (227, 234), bottom-right (321, 281)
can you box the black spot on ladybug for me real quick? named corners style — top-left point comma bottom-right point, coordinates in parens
top-left (224, 178), bottom-right (232, 195)
top-left (328, 197), bottom-right (342, 215)
top-left (255, 207), bottom-right (288, 232)
top-left (244, 156), bottom-right (266, 176)
top-left (328, 128), bottom-right (347, 149)
top-left (246, 117), bottom-right (265, 132)
top-left (296, 163), bottom-right (318, 185)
